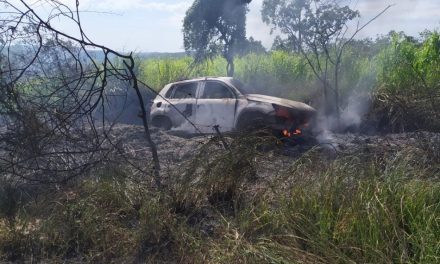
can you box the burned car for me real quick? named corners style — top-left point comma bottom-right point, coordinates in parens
top-left (150, 77), bottom-right (316, 137)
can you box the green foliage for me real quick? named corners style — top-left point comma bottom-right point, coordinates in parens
top-left (269, 152), bottom-right (440, 263)
top-left (262, 0), bottom-right (364, 115)
top-left (183, 0), bottom-right (252, 76)
top-left (140, 32), bottom-right (440, 132)
top-left (140, 56), bottom-right (227, 90)
top-left (262, 0), bottom-right (359, 49)
top-left (237, 36), bottom-right (267, 55)
top-left (375, 32), bottom-right (440, 131)
top-left (139, 49), bottom-right (376, 103)
top-left (234, 51), bottom-right (315, 99)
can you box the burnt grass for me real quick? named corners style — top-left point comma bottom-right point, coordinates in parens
top-left (0, 125), bottom-right (439, 263)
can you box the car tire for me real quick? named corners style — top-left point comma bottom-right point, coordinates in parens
top-left (236, 112), bottom-right (271, 133)
top-left (152, 116), bottom-right (172, 131)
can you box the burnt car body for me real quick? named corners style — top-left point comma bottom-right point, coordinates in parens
top-left (150, 77), bottom-right (316, 136)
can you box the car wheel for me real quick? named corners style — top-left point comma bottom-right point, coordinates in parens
top-left (152, 116), bottom-right (172, 131)
top-left (236, 112), bottom-right (271, 133)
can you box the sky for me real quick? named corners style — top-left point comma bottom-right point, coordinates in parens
top-left (20, 0), bottom-right (440, 52)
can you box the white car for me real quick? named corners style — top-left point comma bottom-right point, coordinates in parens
top-left (150, 77), bottom-right (316, 136)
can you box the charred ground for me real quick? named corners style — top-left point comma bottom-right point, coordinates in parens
top-left (1, 125), bottom-right (439, 263)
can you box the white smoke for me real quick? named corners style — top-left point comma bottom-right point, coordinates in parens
top-left (340, 92), bottom-right (371, 132)
top-left (313, 91), bottom-right (373, 148)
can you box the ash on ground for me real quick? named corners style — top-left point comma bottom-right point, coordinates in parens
top-left (107, 125), bottom-right (440, 182)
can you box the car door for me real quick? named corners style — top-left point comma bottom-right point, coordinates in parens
top-left (195, 80), bottom-right (237, 133)
top-left (166, 81), bottom-right (200, 132)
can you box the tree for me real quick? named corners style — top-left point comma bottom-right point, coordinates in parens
top-left (183, 0), bottom-right (252, 77)
top-left (238, 37), bottom-right (267, 55)
top-left (0, 0), bottom-right (162, 187)
top-left (271, 35), bottom-right (296, 51)
top-left (262, 0), bottom-right (390, 128)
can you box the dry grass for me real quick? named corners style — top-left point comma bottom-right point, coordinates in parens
top-left (0, 135), bottom-right (439, 263)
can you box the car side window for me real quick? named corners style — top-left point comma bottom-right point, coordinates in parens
top-left (201, 82), bottom-right (234, 99)
top-left (171, 82), bottom-right (198, 99)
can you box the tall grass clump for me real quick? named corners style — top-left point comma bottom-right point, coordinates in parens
top-left (374, 32), bottom-right (440, 132)
top-left (185, 144), bottom-right (439, 263)
top-left (140, 56), bottom-right (227, 90)
top-left (263, 150), bottom-right (440, 263)
top-left (233, 51), bottom-right (317, 100)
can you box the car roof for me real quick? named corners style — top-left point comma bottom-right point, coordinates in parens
top-left (158, 77), bottom-right (238, 97)
top-left (169, 77), bottom-right (235, 86)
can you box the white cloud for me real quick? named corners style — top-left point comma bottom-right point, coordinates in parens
top-left (354, 0), bottom-right (440, 38)
top-left (12, 0), bottom-right (438, 52)
top-left (247, 0), bottom-right (276, 49)
top-left (247, 0), bottom-right (440, 49)
top-left (79, 0), bottom-right (191, 12)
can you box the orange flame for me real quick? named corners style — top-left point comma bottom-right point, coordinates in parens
top-left (283, 129), bottom-right (302, 137)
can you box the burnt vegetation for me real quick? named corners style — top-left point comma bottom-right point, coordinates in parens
top-left (0, 0), bottom-right (440, 263)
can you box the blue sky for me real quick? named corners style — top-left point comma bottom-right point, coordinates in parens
top-left (26, 0), bottom-right (440, 52)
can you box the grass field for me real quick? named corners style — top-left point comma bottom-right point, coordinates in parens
top-left (1, 132), bottom-right (439, 263)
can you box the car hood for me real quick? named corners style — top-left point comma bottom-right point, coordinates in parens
top-left (245, 94), bottom-right (316, 113)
